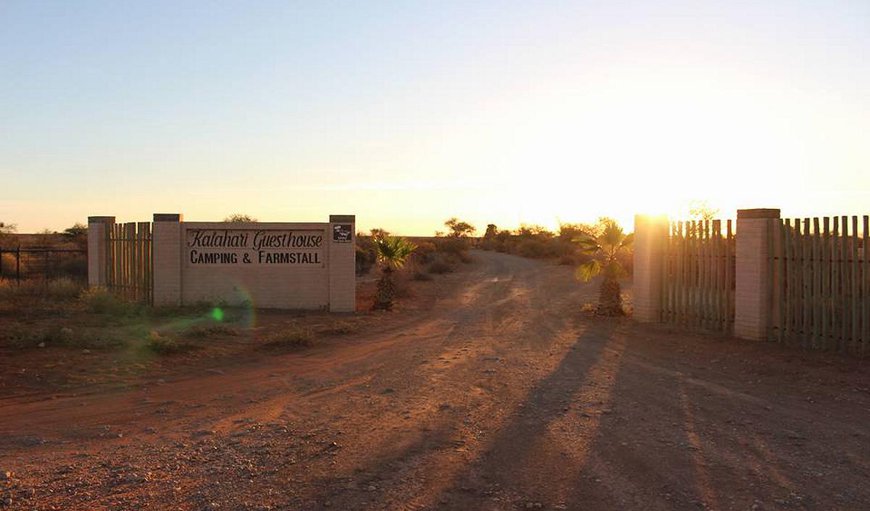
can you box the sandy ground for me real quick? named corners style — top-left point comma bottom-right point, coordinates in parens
top-left (1, 251), bottom-right (869, 510)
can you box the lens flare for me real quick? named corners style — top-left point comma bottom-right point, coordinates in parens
top-left (211, 307), bottom-right (225, 322)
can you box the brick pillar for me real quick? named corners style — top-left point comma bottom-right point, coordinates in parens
top-left (734, 208), bottom-right (780, 340)
top-left (87, 216), bottom-right (115, 288)
top-left (328, 214), bottom-right (356, 312)
top-left (152, 213), bottom-right (183, 307)
top-left (633, 214), bottom-right (669, 322)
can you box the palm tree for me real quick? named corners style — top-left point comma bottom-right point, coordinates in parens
top-left (372, 236), bottom-right (417, 310)
top-left (574, 218), bottom-right (634, 316)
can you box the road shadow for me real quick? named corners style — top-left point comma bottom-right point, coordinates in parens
top-left (424, 319), bottom-right (622, 509)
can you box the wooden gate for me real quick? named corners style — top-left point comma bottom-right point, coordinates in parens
top-left (661, 220), bottom-right (735, 332)
top-left (769, 216), bottom-right (870, 354)
top-left (105, 222), bottom-right (152, 303)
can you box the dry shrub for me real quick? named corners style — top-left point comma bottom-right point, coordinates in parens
top-left (580, 302), bottom-right (597, 313)
top-left (1, 324), bottom-right (122, 350)
top-left (79, 287), bottom-right (142, 316)
top-left (435, 237), bottom-right (468, 257)
top-left (392, 272), bottom-right (414, 299)
top-left (411, 241), bottom-right (437, 265)
top-left (0, 252), bottom-right (26, 275)
top-left (145, 331), bottom-right (190, 354)
top-left (558, 254), bottom-right (577, 266)
top-left (316, 321), bottom-right (357, 336)
top-left (182, 324), bottom-right (238, 338)
top-left (412, 270), bottom-right (433, 281)
top-left (515, 238), bottom-right (564, 259)
top-left (263, 326), bottom-right (316, 348)
top-left (427, 259), bottom-right (454, 274)
top-left (355, 243), bottom-right (376, 276)
top-left (57, 257), bottom-right (88, 279)
top-left (0, 277), bottom-right (83, 301)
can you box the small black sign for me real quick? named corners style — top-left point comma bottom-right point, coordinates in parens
top-left (333, 224), bottom-right (352, 243)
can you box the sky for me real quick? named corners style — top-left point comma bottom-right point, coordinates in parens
top-left (1, 0), bottom-right (869, 234)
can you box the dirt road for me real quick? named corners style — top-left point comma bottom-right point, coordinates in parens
top-left (2, 251), bottom-right (869, 510)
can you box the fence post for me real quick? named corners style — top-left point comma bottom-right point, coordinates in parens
top-left (735, 208), bottom-right (780, 341)
top-left (633, 214), bottom-right (669, 322)
top-left (152, 213), bottom-right (183, 307)
top-left (87, 216), bottom-right (115, 288)
top-left (328, 214), bottom-right (356, 312)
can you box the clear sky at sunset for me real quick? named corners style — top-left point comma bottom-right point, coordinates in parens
top-left (2, 1), bottom-right (869, 234)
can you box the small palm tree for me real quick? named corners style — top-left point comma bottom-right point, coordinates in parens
top-left (372, 236), bottom-right (417, 310)
top-left (575, 219), bottom-right (634, 316)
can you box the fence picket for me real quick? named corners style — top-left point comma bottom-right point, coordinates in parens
top-left (863, 216), bottom-right (869, 356)
top-left (774, 220), bottom-right (788, 344)
top-left (821, 218), bottom-right (830, 349)
top-left (102, 221), bottom-right (153, 304)
top-left (660, 218), bottom-right (732, 333)
top-left (851, 216), bottom-right (859, 353)
top-left (811, 218), bottom-right (820, 348)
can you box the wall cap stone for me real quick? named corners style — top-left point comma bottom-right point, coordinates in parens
top-left (737, 208), bottom-right (780, 219)
top-left (153, 213), bottom-right (183, 222)
top-left (329, 215), bottom-right (355, 223)
top-left (88, 216), bottom-right (116, 223)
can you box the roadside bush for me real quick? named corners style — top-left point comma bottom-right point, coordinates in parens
top-left (182, 324), bottom-right (238, 338)
top-left (0, 277), bottom-right (83, 301)
top-left (617, 246), bottom-right (634, 276)
top-left (355, 242), bottom-right (376, 276)
top-left (435, 236), bottom-right (468, 257)
top-left (410, 241), bottom-right (437, 265)
top-left (315, 321), bottom-right (357, 336)
top-left (1, 325), bottom-right (73, 349)
top-left (263, 326), bottom-right (316, 348)
top-left (46, 277), bottom-right (84, 299)
top-left (558, 254), bottom-right (577, 266)
top-left (427, 259), bottom-right (454, 274)
top-left (516, 238), bottom-right (559, 259)
top-left (79, 287), bottom-right (142, 316)
top-left (58, 257), bottom-right (88, 279)
top-left (0, 252), bottom-right (25, 276)
top-left (146, 331), bottom-right (190, 354)
top-left (1, 324), bottom-right (122, 350)
top-left (412, 270), bottom-right (433, 281)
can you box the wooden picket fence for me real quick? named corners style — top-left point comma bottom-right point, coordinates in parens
top-left (105, 222), bottom-right (153, 304)
top-left (769, 216), bottom-right (870, 354)
top-left (661, 219), bottom-right (735, 332)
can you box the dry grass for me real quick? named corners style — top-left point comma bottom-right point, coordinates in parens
top-left (427, 260), bottom-right (454, 274)
top-left (0, 278), bottom-right (84, 315)
top-left (182, 324), bottom-right (239, 339)
top-left (263, 326), bottom-right (316, 348)
top-left (315, 320), bottom-right (357, 336)
top-left (1, 324), bottom-right (123, 350)
top-left (412, 270), bottom-right (433, 281)
top-left (145, 331), bottom-right (195, 354)
top-left (79, 287), bottom-right (142, 316)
